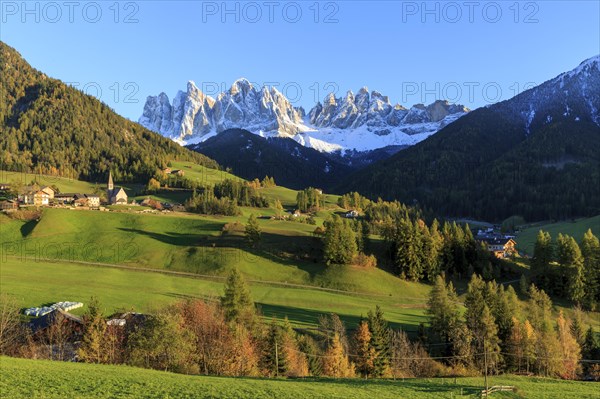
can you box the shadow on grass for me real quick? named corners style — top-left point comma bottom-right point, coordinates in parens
top-left (244, 375), bottom-right (483, 396)
top-left (119, 224), bottom-right (224, 246)
top-left (20, 219), bottom-right (39, 238)
top-left (119, 227), bottom-right (325, 280)
top-left (257, 302), bottom-right (415, 331)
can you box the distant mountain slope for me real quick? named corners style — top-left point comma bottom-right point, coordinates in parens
top-left (139, 79), bottom-right (468, 152)
top-left (336, 56), bottom-right (600, 222)
top-left (0, 41), bottom-right (218, 182)
top-left (189, 128), bottom-right (354, 189)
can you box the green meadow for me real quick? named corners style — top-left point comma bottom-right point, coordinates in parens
top-left (0, 169), bottom-right (98, 193)
top-left (516, 215), bottom-right (600, 255)
top-left (2, 356), bottom-right (598, 399)
top-left (0, 257), bottom-right (428, 330)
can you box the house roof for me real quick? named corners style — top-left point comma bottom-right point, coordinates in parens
top-left (28, 309), bottom-right (82, 332)
top-left (112, 187), bottom-right (127, 196)
top-left (481, 237), bottom-right (515, 246)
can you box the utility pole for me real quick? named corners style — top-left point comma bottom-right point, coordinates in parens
top-left (275, 341), bottom-right (279, 378)
top-left (483, 336), bottom-right (488, 397)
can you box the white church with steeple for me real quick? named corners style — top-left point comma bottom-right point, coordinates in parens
top-left (107, 171), bottom-right (128, 205)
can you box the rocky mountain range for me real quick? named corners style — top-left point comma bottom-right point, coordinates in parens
top-left (139, 80), bottom-right (469, 152)
top-left (336, 55), bottom-right (600, 221)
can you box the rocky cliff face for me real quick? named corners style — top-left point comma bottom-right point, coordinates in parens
top-left (139, 79), bottom-right (469, 152)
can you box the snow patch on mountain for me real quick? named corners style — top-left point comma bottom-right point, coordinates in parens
top-left (514, 55), bottom-right (600, 129)
top-left (140, 79), bottom-right (469, 153)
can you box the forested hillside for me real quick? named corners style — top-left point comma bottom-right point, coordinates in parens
top-left (190, 128), bottom-right (354, 190)
top-left (336, 57), bottom-right (600, 222)
top-left (0, 41), bottom-right (218, 182)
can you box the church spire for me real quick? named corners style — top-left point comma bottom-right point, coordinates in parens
top-left (107, 170), bottom-right (114, 191)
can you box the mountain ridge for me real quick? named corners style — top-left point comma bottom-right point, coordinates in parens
top-left (334, 55), bottom-right (600, 221)
top-left (0, 41), bottom-right (218, 182)
top-left (139, 79), bottom-right (469, 153)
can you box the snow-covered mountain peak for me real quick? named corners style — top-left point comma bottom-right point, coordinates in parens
top-left (230, 77), bottom-right (253, 95)
top-left (499, 54), bottom-right (600, 131)
top-left (139, 79), bottom-right (469, 151)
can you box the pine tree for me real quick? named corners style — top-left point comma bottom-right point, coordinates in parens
top-left (78, 297), bottom-right (108, 364)
top-left (367, 306), bottom-right (391, 377)
top-left (354, 320), bottom-right (376, 378)
top-left (581, 229), bottom-right (600, 310)
top-left (448, 321), bottom-right (474, 368)
top-left (570, 307), bottom-right (586, 347)
top-left (535, 317), bottom-right (562, 377)
top-left (582, 327), bottom-right (600, 366)
top-left (522, 319), bottom-right (537, 373)
top-left (556, 235), bottom-right (586, 304)
top-left (245, 214), bottom-right (261, 247)
top-left (427, 275), bottom-right (462, 353)
top-left (556, 311), bottom-right (582, 379)
top-left (127, 312), bottom-right (196, 373)
top-left (505, 285), bottom-right (521, 320)
top-left (528, 284), bottom-right (553, 333)
top-left (493, 285), bottom-right (515, 354)
top-left (273, 199), bottom-right (284, 218)
top-left (507, 317), bottom-right (524, 372)
top-left (423, 219), bottom-right (443, 280)
top-left (263, 321), bottom-right (286, 377)
top-left (298, 334), bottom-right (322, 377)
top-left (279, 318), bottom-right (308, 377)
top-left (394, 219), bottom-right (423, 281)
top-left (478, 305), bottom-right (502, 373)
top-left (220, 268), bottom-right (255, 324)
top-left (322, 333), bottom-right (355, 378)
top-left (519, 274), bottom-right (528, 296)
top-left (531, 230), bottom-right (553, 290)
top-left (464, 274), bottom-right (486, 337)
top-left (323, 215), bottom-right (357, 265)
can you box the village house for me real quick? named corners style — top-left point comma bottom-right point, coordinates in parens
top-left (345, 210), bottom-right (359, 218)
top-left (0, 199), bottom-right (18, 211)
top-left (17, 186), bottom-right (50, 206)
top-left (85, 194), bottom-right (100, 208)
top-left (40, 186), bottom-right (55, 198)
top-left (17, 190), bottom-right (34, 205)
top-left (34, 190), bottom-right (50, 206)
top-left (54, 193), bottom-right (76, 204)
top-left (481, 237), bottom-right (517, 259)
top-left (73, 194), bottom-right (88, 206)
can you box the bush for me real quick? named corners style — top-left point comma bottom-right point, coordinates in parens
top-left (353, 253), bottom-right (377, 268)
top-left (222, 222), bottom-right (244, 235)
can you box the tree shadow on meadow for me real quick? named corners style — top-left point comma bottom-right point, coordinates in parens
top-left (118, 227), bottom-right (326, 280)
top-left (257, 303), bottom-right (412, 331)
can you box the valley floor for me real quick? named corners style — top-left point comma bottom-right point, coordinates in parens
top-left (1, 356), bottom-right (597, 399)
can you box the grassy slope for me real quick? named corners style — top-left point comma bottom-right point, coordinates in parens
top-left (516, 215), bottom-right (600, 255)
top-left (1, 169), bottom-right (598, 330)
top-left (2, 356), bottom-right (598, 399)
top-left (170, 161), bottom-right (243, 185)
top-left (0, 258), bottom-right (427, 330)
top-left (0, 170), bottom-right (98, 193)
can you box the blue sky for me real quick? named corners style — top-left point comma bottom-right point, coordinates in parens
top-left (2, 1), bottom-right (599, 120)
